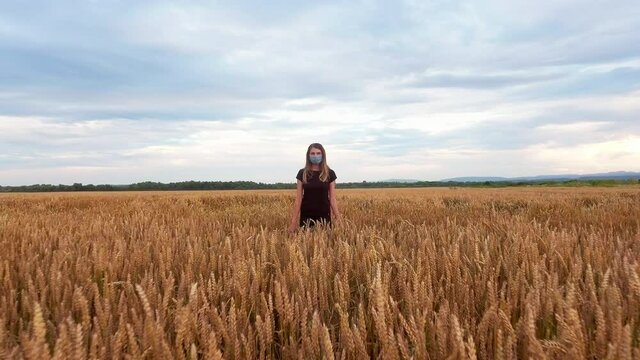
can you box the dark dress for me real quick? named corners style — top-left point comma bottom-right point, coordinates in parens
top-left (296, 168), bottom-right (337, 227)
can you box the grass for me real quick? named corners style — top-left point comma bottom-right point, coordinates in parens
top-left (0, 187), bottom-right (639, 359)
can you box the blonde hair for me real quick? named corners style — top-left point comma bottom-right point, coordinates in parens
top-left (302, 143), bottom-right (331, 183)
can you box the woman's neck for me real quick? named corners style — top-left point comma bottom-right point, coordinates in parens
top-left (310, 165), bottom-right (320, 171)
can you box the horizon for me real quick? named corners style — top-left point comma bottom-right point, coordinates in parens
top-left (2, 169), bottom-right (639, 187)
top-left (1, 0), bottom-right (639, 185)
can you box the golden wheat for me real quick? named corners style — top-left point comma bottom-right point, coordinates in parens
top-left (0, 187), bottom-right (639, 359)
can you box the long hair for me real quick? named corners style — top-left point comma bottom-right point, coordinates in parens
top-left (302, 143), bottom-right (330, 183)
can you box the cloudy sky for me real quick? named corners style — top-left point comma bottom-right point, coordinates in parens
top-left (1, 0), bottom-right (639, 185)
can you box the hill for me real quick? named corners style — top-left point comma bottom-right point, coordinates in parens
top-left (441, 171), bottom-right (640, 182)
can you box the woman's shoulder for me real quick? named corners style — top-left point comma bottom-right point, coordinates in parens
top-left (329, 168), bottom-right (337, 181)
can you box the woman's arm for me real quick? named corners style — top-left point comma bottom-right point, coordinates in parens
top-left (288, 180), bottom-right (303, 233)
top-left (329, 181), bottom-right (341, 222)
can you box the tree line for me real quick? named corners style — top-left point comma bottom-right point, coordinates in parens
top-left (0, 179), bottom-right (638, 192)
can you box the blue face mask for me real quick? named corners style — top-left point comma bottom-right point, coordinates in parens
top-left (309, 154), bottom-right (322, 164)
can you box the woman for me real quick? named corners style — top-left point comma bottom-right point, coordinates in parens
top-left (288, 143), bottom-right (341, 234)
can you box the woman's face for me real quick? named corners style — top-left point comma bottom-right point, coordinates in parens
top-left (308, 147), bottom-right (323, 165)
top-left (309, 147), bottom-right (322, 158)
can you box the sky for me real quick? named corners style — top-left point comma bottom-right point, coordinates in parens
top-left (1, 0), bottom-right (639, 185)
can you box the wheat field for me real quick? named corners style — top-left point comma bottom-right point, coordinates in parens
top-left (1, 187), bottom-right (639, 359)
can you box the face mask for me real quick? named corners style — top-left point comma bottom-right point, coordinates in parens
top-left (309, 154), bottom-right (322, 164)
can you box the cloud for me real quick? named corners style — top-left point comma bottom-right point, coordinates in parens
top-left (404, 70), bottom-right (563, 89)
top-left (1, 0), bottom-right (639, 184)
